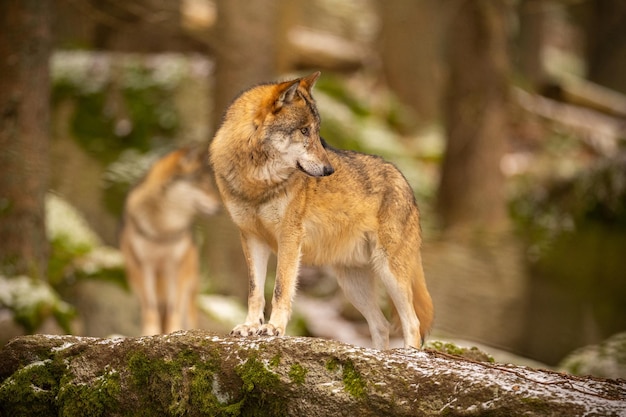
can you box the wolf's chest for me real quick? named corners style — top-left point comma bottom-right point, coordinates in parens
top-left (226, 194), bottom-right (291, 236)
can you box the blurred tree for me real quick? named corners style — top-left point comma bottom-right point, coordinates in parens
top-left (0, 0), bottom-right (52, 280)
top-left (376, 0), bottom-right (442, 127)
top-left (516, 0), bottom-right (547, 87)
top-left (437, 0), bottom-right (511, 234)
top-left (275, 0), bottom-right (301, 73)
top-left (571, 0), bottom-right (626, 94)
top-left (53, 0), bottom-right (210, 53)
top-left (207, 0), bottom-right (283, 301)
top-left (213, 0), bottom-right (280, 128)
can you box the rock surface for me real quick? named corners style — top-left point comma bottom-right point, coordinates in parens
top-left (1, 330), bottom-right (625, 416)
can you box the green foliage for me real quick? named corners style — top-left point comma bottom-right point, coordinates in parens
top-left (0, 275), bottom-right (75, 334)
top-left (48, 235), bottom-right (92, 287)
top-left (101, 148), bottom-right (167, 218)
top-left (315, 73), bottom-right (418, 155)
top-left (49, 236), bottom-right (127, 291)
top-left (510, 156), bottom-right (626, 256)
top-left (51, 52), bottom-right (181, 166)
top-left (46, 193), bottom-right (127, 291)
top-left (510, 156), bottom-right (626, 333)
top-left (316, 74), bottom-right (370, 118)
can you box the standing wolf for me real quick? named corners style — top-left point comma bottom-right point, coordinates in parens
top-left (210, 72), bottom-right (433, 349)
top-left (120, 146), bottom-right (220, 335)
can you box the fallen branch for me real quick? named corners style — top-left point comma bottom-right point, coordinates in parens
top-left (1, 330), bottom-right (624, 416)
top-left (515, 88), bottom-right (625, 156)
top-left (541, 78), bottom-right (626, 119)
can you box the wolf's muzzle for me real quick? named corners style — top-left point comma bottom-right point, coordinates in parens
top-left (297, 161), bottom-right (335, 177)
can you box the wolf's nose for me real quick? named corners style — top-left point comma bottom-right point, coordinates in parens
top-left (323, 165), bottom-right (335, 176)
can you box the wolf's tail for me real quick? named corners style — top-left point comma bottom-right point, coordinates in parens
top-left (412, 264), bottom-right (434, 345)
top-left (390, 260), bottom-right (434, 346)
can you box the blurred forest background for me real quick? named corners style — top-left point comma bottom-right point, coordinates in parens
top-left (1, 0), bottom-right (626, 371)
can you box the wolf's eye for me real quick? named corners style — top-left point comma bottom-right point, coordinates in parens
top-left (300, 127), bottom-right (310, 136)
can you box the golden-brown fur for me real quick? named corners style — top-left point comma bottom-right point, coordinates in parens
top-left (120, 146), bottom-right (220, 335)
top-left (209, 72), bottom-right (433, 348)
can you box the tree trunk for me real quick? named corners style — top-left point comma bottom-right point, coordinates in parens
top-left (377, 0), bottom-right (442, 126)
top-left (212, 0), bottom-right (279, 129)
top-left (436, 0), bottom-right (510, 234)
top-left (516, 0), bottom-right (547, 87)
top-left (0, 0), bottom-right (51, 280)
top-left (571, 0), bottom-right (626, 95)
top-left (1, 331), bottom-right (624, 416)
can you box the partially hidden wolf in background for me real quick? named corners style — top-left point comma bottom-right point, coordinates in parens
top-left (120, 146), bottom-right (220, 335)
top-left (209, 72), bottom-right (433, 349)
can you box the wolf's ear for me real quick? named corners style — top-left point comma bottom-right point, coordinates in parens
top-left (178, 146), bottom-right (203, 170)
top-left (300, 71), bottom-right (321, 92)
top-left (182, 146), bottom-right (204, 164)
top-left (274, 79), bottom-right (300, 112)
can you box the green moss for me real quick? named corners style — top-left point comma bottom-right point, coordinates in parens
top-left (2, 342), bottom-right (301, 417)
top-left (326, 357), bottom-right (338, 372)
top-left (426, 341), bottom-right (495, 363)
top-left (341, 360), bottom-right (367, 399)
top-left (288, 364), bottom-right (307, 385)
top-left (326, 358), bottom-right (367, 399)
top-left (234, 354), bottom-right (286, 417)
top-left (127, 349), bottom-right (202, 414)
top-left (0, 361), bottom-right (56, 416)
top-left (268, 354), bottom-right (281, 368)
top-left (189, 364), bottom-right (234, 416)
top-left (57, 367), bottom-right (120, 417)
top-left (127, 346), bottom-right (274, 416)
top-left (3, 342), bottom-right (298, 416)
top-left (0, 355), bottom-right (69, 416)
top-left (520, 396), bottom-right (552, 413)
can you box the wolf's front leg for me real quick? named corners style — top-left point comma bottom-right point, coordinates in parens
top-left (231, 234), bottom-right (271, 336)
top-left (258, 237), bottom-right (302, 336)
top-left (140, 267), bottom-right (162, 336)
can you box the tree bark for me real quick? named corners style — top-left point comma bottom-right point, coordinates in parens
top-left (212, 0), bottom-right (279, 130)
top-left (1, 331), bottom-right (624, 416)
top-left (376, 0), bottom-right (442, 126)
top-left (0, 0), bottom-right (51, 279)
top-left (516, 0), bottom-right (547, 87)
top-left (437, 0), bottom-right (510, 234)
top-left (571, 0), bottom-right (626, 95)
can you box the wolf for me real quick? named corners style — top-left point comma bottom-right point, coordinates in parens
top-left (120, 146), bottom-right (220, 335)
top-left (209, 72), bottom-right (433, 349)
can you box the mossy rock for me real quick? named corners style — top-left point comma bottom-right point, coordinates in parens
top-left (2, 331), bottom-right (624, 416)
top-left (425, 340), bottom-right (494, 363)
top-left (559, 332), bottom-right (626, 379)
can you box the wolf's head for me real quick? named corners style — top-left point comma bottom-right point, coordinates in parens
top-left (165, 146), bottom-right (220, 215)
top-left (214, 72), bottom-right (334, 182)
top-left (254, 72), bottom-right (334, 178)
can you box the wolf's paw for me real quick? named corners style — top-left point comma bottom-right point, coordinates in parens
top-left (230, 324), bottom-right (261, 337)
top-left (257, 323), bottom-right (283, 336)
